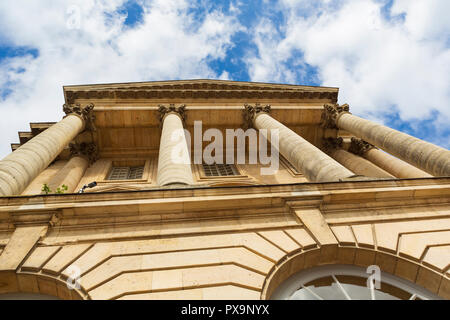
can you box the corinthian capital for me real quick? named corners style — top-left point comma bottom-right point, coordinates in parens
top-left (320, 103), bottom-right (350, 129)
top-left (348, 137), bottom-right (376, 156)
top-left (322, 137), bottom-right (343, 152)
top-left (63, 103), bottom-right (96, 131)
top-left (158, 104), bottom-right (187, 126)
top-left (242, 103), bottom-right (271, 129)
top-left (69, 142), bottom-right (99, 164)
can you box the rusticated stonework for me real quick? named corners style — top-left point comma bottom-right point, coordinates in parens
top-left (157, 104), bottom-right (187, 126)
top-left (69, 142), bottom-right (99, 164)
top-left (242, 103), bottom-right (271, 129)
top-left (348, 137), bottom-right (377, 156)
top-left (63, 103), bottom-right (96, 131)
top-left (320, 103), bottom-right (350, 129)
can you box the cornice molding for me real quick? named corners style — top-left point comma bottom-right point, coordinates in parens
top-left (63, 80), bottom-right (339, 104)
top-left (2, 180), bottom-right (449, 233)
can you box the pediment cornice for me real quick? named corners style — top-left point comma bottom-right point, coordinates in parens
top-left (63, 79), bottom-right (338, 104)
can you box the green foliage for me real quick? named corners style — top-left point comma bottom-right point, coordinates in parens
top-left (41, 184), bottom-right (68, 194)
top-left (56, 184), bottom-right (68, 194)
top-left (41, 183), bottom-right (51, 195)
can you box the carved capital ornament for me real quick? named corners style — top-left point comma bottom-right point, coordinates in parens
top-left (322, 137), bottom-right (344, 152)
top-left (69, 142), bottom-right (99, 164)
top-left (158, 104), bottom-right (187, 126)
top-left (348, 137), bottom-right (377, 156)
top-left (242, 103), bottom-right (271, 129)
top-left (320, 103), bottom-right (350, 129)
top-left (63, 103), bottom-right (96, 131)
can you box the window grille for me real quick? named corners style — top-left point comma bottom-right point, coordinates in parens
top-left (202, 163), bottom-right (239, 177)
top-left (107, 166), bottom-right (144, 180)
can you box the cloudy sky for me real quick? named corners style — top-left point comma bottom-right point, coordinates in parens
top-left (0, 0), bottom-right (448, 158)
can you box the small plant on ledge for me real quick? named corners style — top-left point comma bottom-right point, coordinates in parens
top-left (56, 184), bottom-right (68, 194)
top-left (41, 184), bottom-right (68, 194)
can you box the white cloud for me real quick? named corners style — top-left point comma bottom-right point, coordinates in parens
top-left (218, 70), bottom-right (230, 80)
top-left (246, 0), bottom-right (450, 146)
top-left (0, 0), bottom-right (241, 158)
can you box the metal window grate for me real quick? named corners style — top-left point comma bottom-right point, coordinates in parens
top-left (128, 166), bottom-right (144, 180)
top-left (107, 166), bottom-right (144, 180)
top-left (202, 163), bottom-right (239, 177)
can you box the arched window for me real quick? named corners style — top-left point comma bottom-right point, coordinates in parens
top-left (271, 265), bottom-right (442, 300)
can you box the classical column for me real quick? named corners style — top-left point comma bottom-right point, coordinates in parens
top-left (157, 104), bottom-right (194, 186)
top-left (323, 138), bottom-right (395, 179)
top-left (0, 104), bottom-right (94, 196)
top-left (245, 104), bottom-right (356, 182)
top-left (322, 104), bottom-right (450, 176)
top-left (348, 138), bottom-right (432, 178)
top-left (45, 142), bottom-right (98, 193)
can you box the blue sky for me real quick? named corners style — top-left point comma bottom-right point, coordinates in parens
top-left (0, 0), bottom-right (449, 159)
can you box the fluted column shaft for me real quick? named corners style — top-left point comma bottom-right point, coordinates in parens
top-left (328, 148), bottom-right (394, 178)
top-left (0, 114), bottom-right (85, 196)
top-left (157, 106), bottom-right (193, 186)
top-left (336, 111), bottom-right (450, 176)
top-left (46, 156), bottom-right (89, 193)
top-left (254, 113), bottom-right (355, 182)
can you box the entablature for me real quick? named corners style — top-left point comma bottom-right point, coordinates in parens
top-left (1, 178), bottom-right (449, 238)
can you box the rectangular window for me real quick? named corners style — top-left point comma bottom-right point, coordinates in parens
top-left (107, 166), bottom-right (144, 180)
top-left (202, 163), bottom-right (239, 177)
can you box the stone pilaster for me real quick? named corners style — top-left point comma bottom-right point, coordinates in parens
top-left (322, 103), bottom-right (450, 176)
top-left (349, 138), bottom-right (432, 178)
top-left (251, 105), bottom-right (355, 182)
top-left (0, 104), bottom-right (94, 196)
top-left (156, 104), bottom-right (194, 186)
top-left (46, 142), bottom-right (98, 193)
top-left (324, 138), bottom-right (394, 179)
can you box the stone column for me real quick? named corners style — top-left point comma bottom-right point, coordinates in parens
top-left (324, 138), bottom-right (395, 179)
top-left (45, 142), bottom-right (98, 193)
top-left (0, 104), bottom-right (94, 196)
top-left (245, 104), bottom-right (356, 182)
top-left (348, 138), bottom-right (432, 178)
top-left (157, 104), bottom-right (194, 186)
top-left (322, 104), bottom-right (450, 176)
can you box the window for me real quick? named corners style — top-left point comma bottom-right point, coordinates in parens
top-left (202, 163), bottom-right (239, 177)
top-left (271, 265), bottom-right (441, 300)
top-left (107, 166), bottom-right (144, 180)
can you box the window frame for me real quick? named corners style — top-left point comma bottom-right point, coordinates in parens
top-left (194, 163), bottom-right (248, 182)
top-left (107, 166), bottom-right (145, 181)
top-left (98, 159), bottom-right (152, 184)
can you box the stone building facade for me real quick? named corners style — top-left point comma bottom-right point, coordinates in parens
top-left (0, 80), bottom-right (449, 300)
